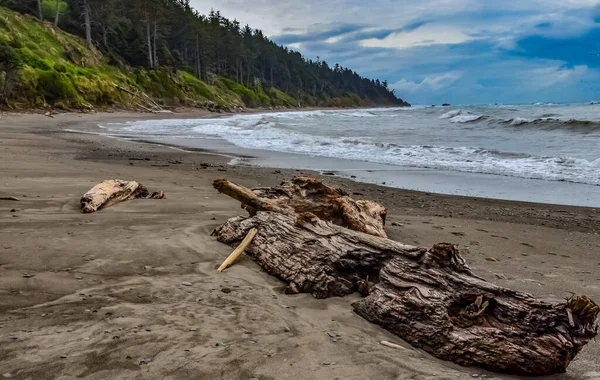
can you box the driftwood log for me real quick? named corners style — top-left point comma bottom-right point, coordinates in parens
top-left (0, 196), bottom-right (19, 201)
top-left (80, 179), bottom-right (165, 213)
top-left (214, 177), bottom-right (388, 238)
top-left (213, 178), bottom-right (599, 376)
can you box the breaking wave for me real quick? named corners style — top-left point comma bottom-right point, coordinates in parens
top-left (103, 113), bottom-right (600, 186)
top-left (503, 117), bottom-right (600, 131)
top-left (440, 109), bottom-right (485, 123)
top-left (439, 109), bottom-right (600, 131)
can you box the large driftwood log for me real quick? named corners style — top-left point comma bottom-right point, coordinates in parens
top-left (214, 211), bottom-right (599, 376)
top-left (80, 179), bottom-right (165, 213)
top-left (214, 177), bottom-right (388, 237)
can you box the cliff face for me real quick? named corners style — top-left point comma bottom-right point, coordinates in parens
top-left (0, 7), bottom-right (409, 111)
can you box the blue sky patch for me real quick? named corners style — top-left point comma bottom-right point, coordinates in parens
top-left (193, 0), bottom-right (600, 104)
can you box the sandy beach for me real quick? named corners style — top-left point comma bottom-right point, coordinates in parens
top-left (1, 111), bottom-right (599, 380)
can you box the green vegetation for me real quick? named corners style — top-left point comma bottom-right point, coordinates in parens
top-left (0, 2), bottom-right (409, 110)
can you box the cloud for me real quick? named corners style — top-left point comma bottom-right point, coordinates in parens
top-left (190, 0), bottom-right (600, 104)
top-left (392, 72), bottom-right (463, 92)
top-left (361, 24), bottom-right (477, 49)
top-left (274, 23), bottom-right (365, 45)
top-left (527, 65), bottom-right (589, 88)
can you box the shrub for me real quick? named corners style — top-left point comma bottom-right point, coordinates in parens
top-left (37, 69), bottom-right (77, 103)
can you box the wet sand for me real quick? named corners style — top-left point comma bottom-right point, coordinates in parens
top-left (0, 112), bottom-right (599, 380)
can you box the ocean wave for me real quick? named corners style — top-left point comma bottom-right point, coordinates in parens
top-left (107, 115), bottom-right (600, 186)
top-left (440, 110), bottom-right (462, 119)
top-left (440, 109), bottom-right (485, 123)
top-left (503, 117), bottom-right (600, 131)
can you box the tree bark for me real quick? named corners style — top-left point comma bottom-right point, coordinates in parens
top-left (195, 33), bottom-right (201, 79)
top-left (101, 25), bottom-right (108, 48)
top-left (82, 0), bottom-right (92, 49)
top-left (37, 0), bottom-right (43, 21)
top-left (153, 21), bottom-right (159, 67)
top-left (54, 0), bottom-right (60, 26)
top-left (213, 211), bottom-right (599, 376)
top-left (213, 177), bottom-right (388, 238)
top-left (146, 11), bottom-right (154, 68)
top-left (80, 179), bottom-right (165, 213)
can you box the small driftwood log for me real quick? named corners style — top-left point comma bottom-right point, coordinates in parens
top-left (0, 196), bottom-right (19, 201)
top-left (214, 177), bottom-right (387, 238)
top-left (80, 179), bottom-right (165, 213)
top-left (217, 228), bottom-right (257, 272)
top-left (213, 211), bottom-right (598, 376)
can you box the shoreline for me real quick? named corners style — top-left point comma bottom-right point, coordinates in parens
top-left (1, 111), bottom-right (599, 379)
top-left (12, 110), bottom-right (600, 231)
top-left (65, 109), bottom-right (599, 209)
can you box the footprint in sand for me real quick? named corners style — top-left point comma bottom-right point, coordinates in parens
top-left (521, 243), bottom-right (535, 248)
top-left (547, 252), bottom-right (558, 256)
top-left (476, 229), bottom-right (489, 233)
top-left (490, 235), bottom-right (509, 240)
top-left (451, 232), bottom-right (465, 237)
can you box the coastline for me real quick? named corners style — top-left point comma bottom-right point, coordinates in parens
top-left (1, 111), bottom-right (599, 379)
top-left (64, 107), bottom-right (600, 208)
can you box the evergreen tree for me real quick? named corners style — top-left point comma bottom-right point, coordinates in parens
top-left (2, 0), bottom-right (409, 106)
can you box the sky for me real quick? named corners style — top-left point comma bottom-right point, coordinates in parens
top-left (191, 0), bottom-right (600, 105)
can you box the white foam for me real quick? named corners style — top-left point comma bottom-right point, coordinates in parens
top-left (440, 110), bottom-right (462, 119)
top-left (449, 113), bottom-right (484, 123)
top-left (509, 117), bottom-right (531, 126)
top-left (102, 113), bottom-right (600, 186)
top-left (440, 109), bottom-right (484, 123)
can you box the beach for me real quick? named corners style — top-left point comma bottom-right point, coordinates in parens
top-left (1, 111), bottom-right (599, 380)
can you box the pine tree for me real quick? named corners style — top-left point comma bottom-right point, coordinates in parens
top-left (2, 0), bottom-right (409, 107)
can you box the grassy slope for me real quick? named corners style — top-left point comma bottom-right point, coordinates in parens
top-left (0, 7), bottom-right (327, 110)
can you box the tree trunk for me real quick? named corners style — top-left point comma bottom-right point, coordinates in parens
top-left (37, 0), bottom-right (43, 21)
top-left (54, 0), bottom-right (60, 26)
top-left (101, 25), bottom-right (108, 48)
top-left (153, 21), bottom-right (159, 67)
top-left (213, 177), bottom-right (388, 238)
top-left (213, 211), bottom-right (599, 376)
top-left (195, 34), bottom-right (201, 79)
top-left (80, 179), bottom-right (165, 213)
top-left (183, 43), bottom-right (188, 67)
top-left (146, 11), bottom-right (154, 68)
top-left (247, 62), bottom-right (251, 87)
top-left (82, 0), bottom-right (92, 49)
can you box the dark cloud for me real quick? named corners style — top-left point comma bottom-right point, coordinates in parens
top-left (273, 23), bottom-right (366, 45)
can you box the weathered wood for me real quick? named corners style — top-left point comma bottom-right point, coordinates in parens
top-left (213, 179), bottom-right (291, 216)
top-left (80, 179), bottom-right (165, 213)
top-left (114, 83), bottom-right (164, 113)
top-left (213, 211), bottom-right (598, 376)
top-left (214, 177), bottom-right (387, 237)
top-left (217, 228), bottom-right (257, 272)
top-left (0, 196), bottom-right (19, 201)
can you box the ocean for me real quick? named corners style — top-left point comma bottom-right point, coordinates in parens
top-left (92, 103), bottom-right (600, 207)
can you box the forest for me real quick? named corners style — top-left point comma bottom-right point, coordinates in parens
top-left (0, 0), bottom-right (409, 109)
